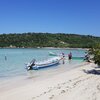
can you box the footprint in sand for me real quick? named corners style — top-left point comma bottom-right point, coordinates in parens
top-left (62, 82), bottom-right (66, 85)
top-left (32, 91), bottom-right (47, 99)
top-left (32, 97), bottom-right (36, 100)
top-left (69, 80), bottom-right (72, 82)
top-left (97, 85), bottom-right (100, 91)
top-left (39, 93), bottom-right (42, 96)
top-left (36, 95), bottom-right (40, 97)
top-left (48, 89), bottom-right (52, 92)
top-left (57, 86), bottom-right (61, 89)
top-left (61, 90), bottom-right (66, 94)
top-left (66, 86), bottom-right (70, 88)
top-left (49, 95), bottom-right (54, 99)
top-left (43, 92), bottom-right (47, 94)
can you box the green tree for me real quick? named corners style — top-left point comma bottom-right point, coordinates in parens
top-left (89, 43), bottom-right (100, 66)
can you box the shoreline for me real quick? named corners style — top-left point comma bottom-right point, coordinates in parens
top-left (0, 61), bottom-right (86, 91)
top-left (0, 62), bottom-right (99, 100)
top-left (0, 47), bottom-right (89, 50)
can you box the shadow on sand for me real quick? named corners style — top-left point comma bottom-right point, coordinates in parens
top-left (83, 69), bottom-right (100, 75)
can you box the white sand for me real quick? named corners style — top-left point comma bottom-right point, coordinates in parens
top-left (0, 62), bottom-right (100, 100)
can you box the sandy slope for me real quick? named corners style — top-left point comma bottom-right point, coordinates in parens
top-left (0, 62), bottom-right (100, 100)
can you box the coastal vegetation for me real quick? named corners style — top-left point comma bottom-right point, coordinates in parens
top-left (0, 33), bottom-right (100, 48)
top-left (89, 43), bottom-right (100, 66)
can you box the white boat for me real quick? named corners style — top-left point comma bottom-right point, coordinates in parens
top-left (48, 51), bottom-right (58, 56)
top-left (25, 57), bottom-right (61, 70)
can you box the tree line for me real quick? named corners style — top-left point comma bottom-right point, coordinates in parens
top-left (0, 32), bottom-right (100, 48)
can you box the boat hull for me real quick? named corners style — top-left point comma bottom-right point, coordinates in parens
top-left (72, 57), bottom-right (84, 60)
top-left (26, 57), bottom-right (61, 70)
top-left (32, 61), bottom-right (59, 70)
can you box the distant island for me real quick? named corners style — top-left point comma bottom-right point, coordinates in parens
top-left (0, 32), bottom-right (100, 48)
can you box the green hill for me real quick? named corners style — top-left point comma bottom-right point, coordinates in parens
top-left (0, 33), bottom-right (100, 48)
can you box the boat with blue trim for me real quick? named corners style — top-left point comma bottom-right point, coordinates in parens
top-left (25, 57), bottom-right (61, 70)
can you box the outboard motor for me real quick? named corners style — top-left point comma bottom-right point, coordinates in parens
top-left (27, 59), bottom-right (36, 70)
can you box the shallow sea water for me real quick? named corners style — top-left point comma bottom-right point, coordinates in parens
top-left (0, 48), bottom-right (86, 81)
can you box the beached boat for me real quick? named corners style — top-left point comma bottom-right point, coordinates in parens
top-left (25, 57), bottom-right (61, 70)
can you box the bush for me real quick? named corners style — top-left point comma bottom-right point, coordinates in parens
top-left (89, 43), bottom-right (100, 66)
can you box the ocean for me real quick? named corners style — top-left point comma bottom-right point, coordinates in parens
top-left (0, 48), bottom-right (86, 81)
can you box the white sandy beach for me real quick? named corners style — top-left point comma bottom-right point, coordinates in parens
top-left (0, 62), bottom-right (100, 100)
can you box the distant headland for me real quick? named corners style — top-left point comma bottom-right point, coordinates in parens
top-left (0, 32), bottom-right (100, 48)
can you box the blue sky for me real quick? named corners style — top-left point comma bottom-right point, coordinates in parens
top-left (0, 0), bottom-right (100, 36)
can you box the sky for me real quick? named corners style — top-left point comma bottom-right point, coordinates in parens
top-left (0, 0), bottom-right (100, 36)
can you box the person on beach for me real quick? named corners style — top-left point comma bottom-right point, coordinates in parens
top-left (68, 52), bottom-right (72, 60)
top-left (84, 52), bottom-right (90, 62)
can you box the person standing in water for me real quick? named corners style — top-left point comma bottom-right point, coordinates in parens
top-left (68, 52), bottom-right (72, 60)
top-left (5, 56), bottom-right (7, 60)
top-left (62, 52), bottom-right (65, 64)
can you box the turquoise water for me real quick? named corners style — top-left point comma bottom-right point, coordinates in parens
top-left (0, 48), bottom-right (86, 80)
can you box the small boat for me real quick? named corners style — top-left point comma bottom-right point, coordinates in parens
top-left (48, 51), bottom-right (58, 56)
top-left (25, 57), bottom-right (61, 70)
top-left (72, 57), bottom-right (85, 60)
